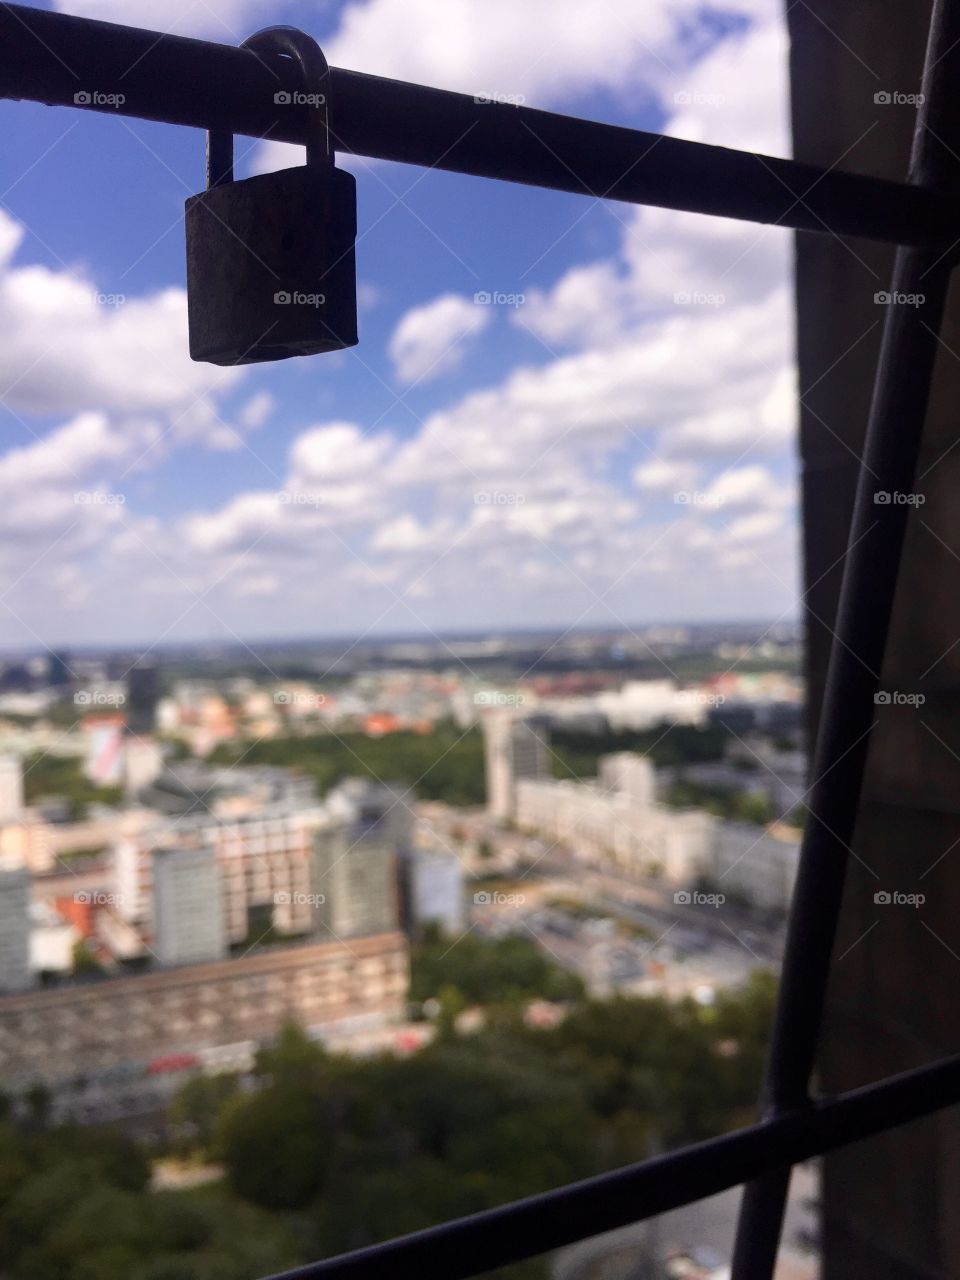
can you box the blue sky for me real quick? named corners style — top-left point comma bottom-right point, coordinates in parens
top-left (0, 0), bottom-right (797, 650)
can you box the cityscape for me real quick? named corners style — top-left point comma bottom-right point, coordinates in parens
top-left (0, 0), bottom-right (862, 1273)
top-left (0, 622), bottom-right (816, 1278)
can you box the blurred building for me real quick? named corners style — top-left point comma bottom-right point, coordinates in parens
top-left (29, 900), bottom-right (80, 976)
top-left (313, 779), bottom-right (408, 940)
top-left (125, 660), bottom-right (159, 736)
top-left (0, 932), bottom-right (409, 1109)
top-left (599, 751), bottom-right (656, 805)
top-left (83, 715), bottom-right (125, 786)
top-left (0, 755), bottom-right (23, 823)
top-left (46, 651), bottom-right (71, 689)
top-left (0, 861), bottom-right (31, 992)
top-left (1, 805), bottom-right (154, 875)
top-left (406, 848), bottom-right (465, 936)
top-left (516, 772), bottom-right (714, 883)
top-left (517, 752), bottom-right (799, 912)
top-left (141, 761), bottom-right (314, 817)
top-left (152, 845), bottom-right (226, 966)
top-left (117, 800), bottom-right (326, 944)
top-left (483, 712), bottom-right (551, 820)
top-left (123, 736), bottom-right (163, 796)
top-left (712, 822), bottom-right (800, 915)
top-left (595, 679), bottom-right (705, 730)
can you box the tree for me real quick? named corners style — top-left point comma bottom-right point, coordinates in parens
top-left (71, 938), bottom-right (104, 975)
top-left (169, 1074), bottom-right (241, 1153)
top-left (409, 927), bottom-right (585, 1007)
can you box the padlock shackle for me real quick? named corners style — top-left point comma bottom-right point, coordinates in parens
top-left (206, 25), bottom-right (332, 188)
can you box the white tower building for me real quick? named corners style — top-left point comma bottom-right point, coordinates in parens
top-left (483, 713), bottom-right (551, 821)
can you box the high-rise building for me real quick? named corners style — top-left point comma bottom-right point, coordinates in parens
top-left (126, 660), bottom-right (159, 736)
top-left (407, 849), bottom-right (464, 936)
top-left (0, 861), bottom-right (31, 993)
top-left (324, 776), bottom-right (412, 854)
top-left (313, 825), bottom-right (399, 941)
top-left (483, 712), bottom-right (550, 820)
top-left (151, 845), bottom-right (226, 966)
top-left (117, 800), bottom-right (325, 943)
top-left (0, 756), bottom-right (24, 824)
top-left (46, 651), bottom-right (71, 689)
top-left (313, 780), bottom-right (406, 940)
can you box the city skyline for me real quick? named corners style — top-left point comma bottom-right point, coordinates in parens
top-left (0, 615), bottom-right (803, 661)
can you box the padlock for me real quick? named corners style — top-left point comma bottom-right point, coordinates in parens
top-left (184, 26), bottom-right (358, 365)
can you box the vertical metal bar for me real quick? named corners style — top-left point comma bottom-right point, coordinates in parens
top-left (731, 0), bottom-right (960, 1275)
top-left (206, 129), bottom-right (233, 187)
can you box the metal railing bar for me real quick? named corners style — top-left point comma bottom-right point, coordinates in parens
top-left (0, 1), bottom-right (955, 246)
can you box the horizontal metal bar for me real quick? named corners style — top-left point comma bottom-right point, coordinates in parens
top-left (261, 1052), bottom-right (960, 1280)
top-left (0, 2), bottom-right (956, 246)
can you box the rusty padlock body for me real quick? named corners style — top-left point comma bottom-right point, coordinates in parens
top-left (184, 27), bottom-right (358, 366)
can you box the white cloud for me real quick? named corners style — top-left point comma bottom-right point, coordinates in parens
top-left (0, 412), bottom-right (125, 489)
top-left (633, 458), bottom-right (700, 496)
top-left (0, 211), bottom-right (242, 418)
top-left (291, 420), bottom-right (394, 481)
top-left (665, 18), bottom-right (789, 156)
top-left (53, 0), bottom-right (269, 38)
top-left (238, 391), bottom-right (276, 431)
top-left (251, 0), bottom-right (788, 177)
top-left (706, 465), bottom-right (783, 509)
top-left (326, 0), bottom-right (755, 108)
top-left (371, 513), bottom-right (449, 552)
top-left (517, 263), bottom-right (630, 350)
top-left (388, 293), bottom-right (490, 383)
